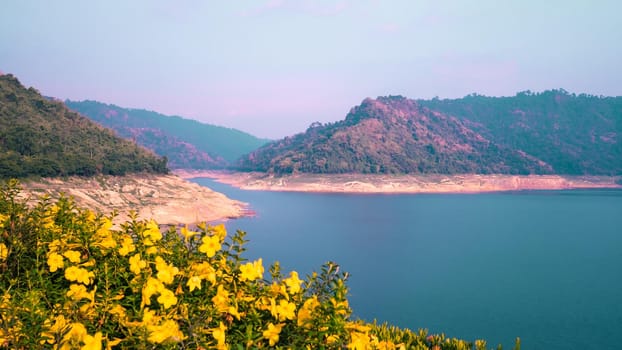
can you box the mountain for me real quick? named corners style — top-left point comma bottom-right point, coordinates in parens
top-left (417, 90), bottom-right (622, 175)
top-left (237, 96), bottom-right (552, 174)
top-left (237, 92), bottom-right (622, 175)
top-left (0, 74), bottom-right (168, 179)
top-left (65, 100), bottom-right (270, 169)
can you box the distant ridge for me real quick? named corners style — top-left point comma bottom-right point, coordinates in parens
top-left (0, 74), bottom-right (168, 179)
top-left (418, 90), bottom-right (622, 175)
top-left (237, 92), bottom-right (622, 175)
top-left (66, 100), bottom-right (269, 169)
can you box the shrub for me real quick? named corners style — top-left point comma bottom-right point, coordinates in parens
top-left (0, 180), bottom-right (517, 349)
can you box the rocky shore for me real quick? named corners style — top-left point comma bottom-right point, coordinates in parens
top-left (20, 174), bottom-right (250, 225)
top-left (176, 170), bottom-right (622, 194)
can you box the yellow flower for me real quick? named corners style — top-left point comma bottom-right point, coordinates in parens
top-left (81, 259), bottom-right (96, 267)
top-left (192, 262), bottom-right (216, 284)
top-left (211, 322), bottom-right (227, 349)
top-left (94, 218), bottom-right (117, 250)
top-left (118, 235), bottom-right (135, 256)
top-left (211, 285), bottom-right (229, 313)
top-left (269, 282), bottom-right (289, 299)
top-left (155, 256), bottom-right (179, 285)
top-left (157, 288), bottom-right (178, 309)
top-left (129, 254), bottom-right (146, 275)
top-left (47, 252), bottom-right (64, 272)
top-left (143, 220), bottom-right (162, 246)
top-left (49, 239), bottom-right (62, 252)
top-left (96, 217), bottom-right (113, 236)
top-left (346, 322), bottom-right (371, 333)
top-left (186, 275), bottom-right (202, 292)
top-left (268, 297), bottom-right (278, 318)
top-left (212, 224), bottom-right (227, 242)
top-left (66, 284), bottom-right (93, 301)
top-left (297, 296), bottom-right (320, 327)
top-left (348, 331), bottom-right (371, 350)
top-left (275, 299), bottom-right (296, 321)
top-left (254, 296), bottom-right (271, 312)
top-left (62, 322), bottom-right (88, 344)
top-left (98, 233), bottom-right (117, 250)
top-left (181, 225), bottom-right (199, 242)
top-left (40, 315), bottom-right (68, 344)
top-left (63, 250), bottom-right (82, 263)
top-left (262, 322), bottom-right (283, 347)
top-left (475, 340), bottom-right (487, 349)
top-left (85, 210), bottom-right (96, 223)
top-left (108, 304), bottom-right (127, 319)
top-left (0, 293), bottom-right (9, 308)
top-left (332, 298), bottom-right (350, 315)
top-left (81, 331), bottom-right (102, 350)
top-left (239, 258), bottom-right (264, 282)
top-left (41, 215), bottom-right (55, 229)
top-left (327, 334), bottom-right (340, 344)
top-left (145, 246), bottom-right (159, 255)
top-left (107, 338), bottom-right (123, 348)
top-left (284, 271), bottom-right (303, 294)
top-left (142, 277), bottom-right (164, 307)
top-left (199, 235), bottom-right (221, 257)
top-left (147, 320), bottom-right (185, 344)
top-left (0, 243), bottom-right (8, 261)
top-left (376, 340), bottom-right (403, 350)
top-left (142, 308), bottom-right (159, 325)
top-left (65, 266), bottom-right (94, 285)
top-left (227, 305), bottom-right (241, 320)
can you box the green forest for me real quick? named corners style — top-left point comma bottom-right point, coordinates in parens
top-left (0, 75), bottom-right (168, 179)
top-left (418, 90), bottom-right (622, 175)
top-left (238, 93), bottom-right (622, 175)
top-left (65, 100), bottom-right (269, 169)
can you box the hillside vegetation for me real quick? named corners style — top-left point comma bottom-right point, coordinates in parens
top-left (66, 100), bottom-right (269, 169)
top-left (237, 96), bottom-right (551, 174)
top-left (237, 93), bottom-right (621, 175)
top-left (418, 90), bottom-right (622, 175)
top-left (0, 74), bottom-right (168, 179)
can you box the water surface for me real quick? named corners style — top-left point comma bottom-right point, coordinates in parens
top-left (193, 178), bottom-right (622, 349)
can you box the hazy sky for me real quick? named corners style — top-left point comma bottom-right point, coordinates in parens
top-left (2, 1), bottom-right (621, 138)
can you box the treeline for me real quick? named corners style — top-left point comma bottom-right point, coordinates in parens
top-left (65, 100), bottom-right (270, 169)
top-left (0, 74), bottom-right (168, 179)
top-left (237, 93), bottom-right (622, 175)
top-left (237, 96), bottom-right (553, 175)
top-left (418, 90), bottom-right (622, 175)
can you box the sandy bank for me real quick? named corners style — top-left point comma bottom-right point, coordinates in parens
top-left (20, 174), bottom-right (250, 225)
top-left (175, 170), bottom-right (622, 194)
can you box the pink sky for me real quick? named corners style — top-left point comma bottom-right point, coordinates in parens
top-left (2, 0), bottom-right (621, 138)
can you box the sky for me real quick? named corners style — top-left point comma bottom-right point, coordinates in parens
top-left (1, 1), bottom-right (621, 139)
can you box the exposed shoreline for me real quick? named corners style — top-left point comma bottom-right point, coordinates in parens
top-left (20, 174), bottom-right (251, 225)
top-left (175, 170), bottom-right (622, 194)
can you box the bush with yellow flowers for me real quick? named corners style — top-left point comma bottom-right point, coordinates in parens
top-left (0, 179), bottom-right (519, 350)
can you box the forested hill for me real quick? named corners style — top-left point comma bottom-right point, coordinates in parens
top-left (0, 74), bottom-right (168, 179)
top-left (417, 90), bottom-right (622, 175)
top-left (65, 100), bottom-right (270, 169)
top-left (237, 92), bottom-right (622, 175)
top-left (237, 96), bottom-right (552, 174)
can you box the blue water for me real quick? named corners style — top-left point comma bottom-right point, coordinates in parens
top-left (192, 178), bottom-right (622, 349)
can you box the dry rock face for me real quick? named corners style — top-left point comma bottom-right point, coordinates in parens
top-left (183, 171), bottom-right (621, 194)
top-left (21, 174), bottom-right (248, 225)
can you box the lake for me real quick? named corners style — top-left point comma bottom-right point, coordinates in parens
top-left (192, 178), bottom-right (622, 349)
